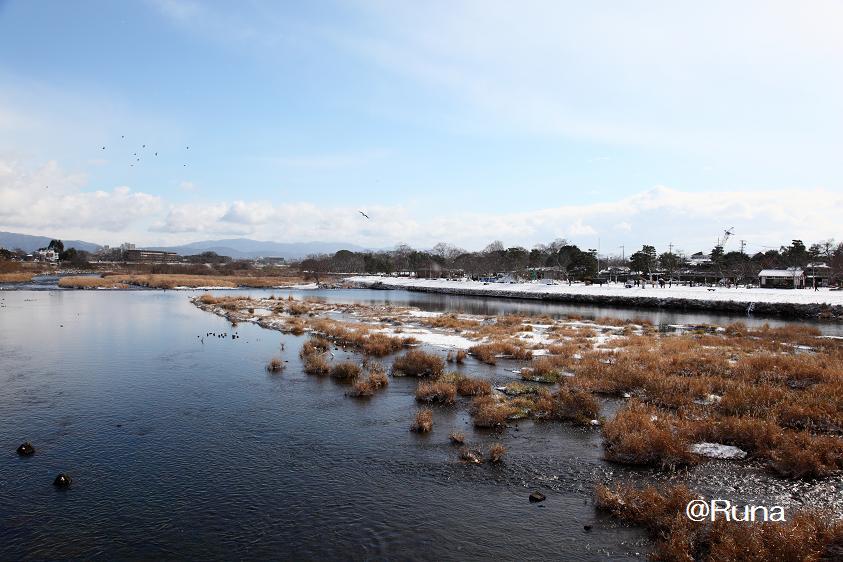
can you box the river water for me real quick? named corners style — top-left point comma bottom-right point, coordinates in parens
top-left (0, 287), bottom-right (839, 560)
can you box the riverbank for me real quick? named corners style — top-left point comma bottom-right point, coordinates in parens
top-left (347, 276), bottom-right (843, 320)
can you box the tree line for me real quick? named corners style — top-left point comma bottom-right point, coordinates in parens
top-left (299, 238), bottom-right (843, 284)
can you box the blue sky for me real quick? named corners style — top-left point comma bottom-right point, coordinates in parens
top-left (1, 0), bottom-right (842, 254)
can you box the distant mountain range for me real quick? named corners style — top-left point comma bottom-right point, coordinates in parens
top-left (0, 231), bottom-right (369, 259)
top-left (148, 239), bottom-right (370, 259)
top-left (0, 231), bottom-right (101, 253)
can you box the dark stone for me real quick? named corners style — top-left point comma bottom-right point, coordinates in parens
top-left (583, 524), bottom-right (593, 532)
top-left (53, 473), bottom-right (72, 488)
top-left (16, 442), bottom-right (35, 456)
top-left (529, 491), bottom-right (546, 503)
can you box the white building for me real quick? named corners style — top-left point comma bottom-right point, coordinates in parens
top-left (758, 268), bottom-right (805, 289)
top-left (35, 249), bottom-right (59, 262)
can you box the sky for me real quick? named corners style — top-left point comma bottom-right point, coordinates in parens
top-left (1, 0), bottom-right (842, 256)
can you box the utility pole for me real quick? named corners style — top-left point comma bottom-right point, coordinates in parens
top-left (619, 245), bottom-right (625, 261)
top-left (668, 242), bottom-right (674, 255)
top-left (740, 240), bottom-right (746, 255)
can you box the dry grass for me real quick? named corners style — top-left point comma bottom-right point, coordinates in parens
top-left (534, 387), bottom-right (600, 425)
top-left (0, 272), bottom-right (35, 283)
top-left (521, 355), bottom-right (575, 383)
top-left (330, 361), bottom-right (361, 381)
top-left (410, 409), bottom-right (433, 432)
top-left (392, 350), bottom-right (445, 377)
top-left (596, 483), bottom-right (843, 562)
top-left (415, 381), bottom-right (457, 404)
top-left (266, 358), bottom-right (284, 373)
top-left (449, 432), bottom-right (465, 445)
top-left (303, 353), bottom-right (330, 375)
top-left (421, 314), bottom-right (481, 331)
top-left (602, 401), bottom-right (695, 469)
top-left (446, 349), bottom-right (467, 364)
top-left (470, 395), bottom-right (518, 429)
top-left (300, 336), bottom-right (332, 358)
top-left (307, 318), bottom-right (416, 357)
top-left (57, 276), bottom-right (128, 289)
top-left (488, 442), bottom-right (506, 463)
top-left (103, 273), bottom-right (306, 289)
top-left (468, 340), bottom-right (532, 365)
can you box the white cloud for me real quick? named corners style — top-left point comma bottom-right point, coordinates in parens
top-left (1, 158), bottom-right (841, 253)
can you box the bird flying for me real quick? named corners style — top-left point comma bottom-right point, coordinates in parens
top-left (358, 211), bottom-right (370, 219)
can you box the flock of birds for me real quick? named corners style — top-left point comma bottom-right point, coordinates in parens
top-left (198, 330), bottom-right (240, 344)
top-left (43, 136), bottom-right (376, 222)
top-left (98, 135), bottom-right (191, 169)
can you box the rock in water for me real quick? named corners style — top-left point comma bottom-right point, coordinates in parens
top-left (529, 491), bottom-right (546, 503)
top-left (16, 442), bottom-right (35, 456)
top-left (53, 473), bottom-right (72, 488)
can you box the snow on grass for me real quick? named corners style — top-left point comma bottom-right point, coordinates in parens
top-left (348, 276), bottom-right (843, 306)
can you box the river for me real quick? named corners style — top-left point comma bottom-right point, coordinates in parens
top-left (0, 287), bottom-right (839, 560)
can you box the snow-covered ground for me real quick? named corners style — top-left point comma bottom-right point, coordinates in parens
top-left (348, 276), bottom-right (843, 307)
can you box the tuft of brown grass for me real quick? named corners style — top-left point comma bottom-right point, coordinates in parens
top-left (415, 381), bottom-right (457, 404)
top-left (266, 358), bottom-right (284, 373)
top-left (303, 353), bottom-right (330, 375)
top-left (330, 361), bottom-right (361, 380)
top-left (347, 380), bottom-right (374, 397)
top-left (488, 442), bottom-right (506, 463)
top-left (368, 370), bottom-right (389, 389)
top-left (286, 301), bottom-right (311, 315)
top-left (468, 341), bottom-right (532, 365)
top-left (392, 350), bottom-right (445, 377)
top-left (446, 349), bottom-right (467, 364)
top-left (534, 387), bottom-right (600, 425)
top-left (410, 409), bottom-right (433, 432)
top-left (470, 395), bottom-right (518, 429)
top-left (602, 401), bottom-right (695, 469)
top-left (596, 483), bottom-right (843, 562)
top-left (299, 336), bottom-right (332, 358)
top-left (449, 432), bottom-right (465, 445)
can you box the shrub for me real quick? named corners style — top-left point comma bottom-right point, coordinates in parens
top-left (266, 358), bottom-right (284, 373)
top-left (535, 387), bottom-right (600, 425)
top-left (468, 341), bottom-right (532, 365)
top-left (368, 370), bottom-right (389, 389)
top-left (303, 353), bottom-right (329, 375)
top-left (596, 483), bottom-right (843, 562)
top-left (447, 349), bottom-right (467, 363)
top-left (393, 350), bottom-right (445, 377)
top-left (769, 431), bottom-right (843, 479)
top-left (415, 381), bottom-right (457, 404)
top-left (347, 380), bottom-right (374, 397)
top-left (286, 301), bottom-right (310, 315)
top-left (411, 409), bottom-right (433, 432)
top-left (602, 401), bottom-right (695, 469)
top-left (456, 376), bottom-right (491, 396)
top-left (330, 362), bottom-right (361, 380)
top-left (488, 442), bottom-right (506, 463)
top-left (300, 336), bottom-right (332, 358)
top-left (470, 396), bottom-right (517, 429)
top-left (361, 333), bottom-right (415, 356)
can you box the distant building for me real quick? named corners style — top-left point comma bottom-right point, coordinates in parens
top-left (35, 249), bottom-right (59, 262)
top-left (120, 242), bottom-right (136, 251)
top-left (758, 268), bottom-right (805, 289)
top-left (124, 249), bottom-right (180, 263)
top-left (805, 262), bottom-right (831, 288)
top-left (688, 252), bottom-right (712, 267)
